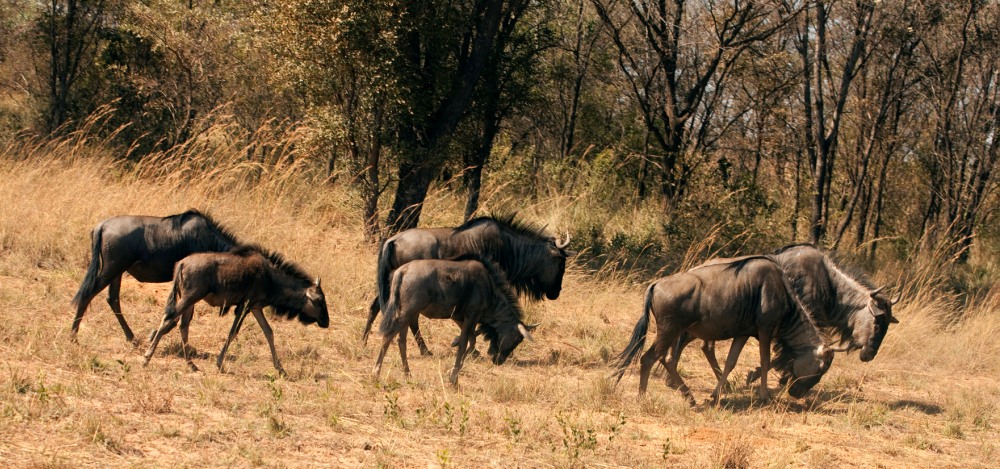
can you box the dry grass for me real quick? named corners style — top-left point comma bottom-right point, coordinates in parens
top-left (1, 129), bottom-right (998, 467)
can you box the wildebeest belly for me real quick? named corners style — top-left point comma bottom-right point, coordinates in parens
top-left (417, 302), bottom-right (464, 321)
top-left (127, 261), bottom-right (176, 283)
top-left (685, 320), bottom-right (758, 341)
top-left (199, 292), bottom-right (247, 308)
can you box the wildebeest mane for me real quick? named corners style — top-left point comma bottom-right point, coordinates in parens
top-left (773, 243), bottom-right (875, 347)
top-left (228, 244), bottom-right (317, 323)
top-left (770, 295), bottom-right (823, 379)
top-left (454, 212), bottom-right (562, 300)
top-left (450, 253), bottom-right (525, 347)
top-left (166, 209), bottom-right (241, 251)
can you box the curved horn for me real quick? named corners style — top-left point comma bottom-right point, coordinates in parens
top-left (556, 232), bottom-right (571, 249)
top-left (890, 291), bottom-right (902, 305)
top-left (869, 286), bottom-right (885, 298)
top-left (524, 322), bottom-right (540, 331)
top-left (517, 323), bottom-right (535, 342)
top-left (315, 277), bottom-right (321, 287)
top-left (824, 342), bottom-right (851, 353)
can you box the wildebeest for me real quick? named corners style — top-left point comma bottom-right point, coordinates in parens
top-left (362, 213), bottom-right (569, 355)
top-left (142, 245), bottom-right (329, 376)
top-left (675, 244), bottom-right (901, 382)
top-left (70, 210), bottom-right (240, 344)
top-left (613, 256), bottom-right (834, 405)
top-left (372, 255), bottom-right (534, 385)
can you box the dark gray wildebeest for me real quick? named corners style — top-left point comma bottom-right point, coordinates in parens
top-left (71, 210), bottom-right (241, 344)
top-left (362, 213), bottom-right (569, 355)
top-left (373, 254), bottom-right (535, 385)
top-left (613, 256), bottom-right (834, 405)
top-left (674, 244), bottom-right (900, 384)
top-left (142, 245), bottom-right (329, 376)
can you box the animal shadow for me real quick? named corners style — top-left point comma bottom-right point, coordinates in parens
top-left (889, 399), bottom-right (943, 415)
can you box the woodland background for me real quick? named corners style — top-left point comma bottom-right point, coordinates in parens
top-left (1, 1), bottom-right (1000, 467)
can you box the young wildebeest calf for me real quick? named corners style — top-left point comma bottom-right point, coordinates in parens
top-left (373, 255), bottom-right (534, 385)
top-left (143, 246), bottom-right (328, 376)
top-left (614, 256), bottom-right (833, 405)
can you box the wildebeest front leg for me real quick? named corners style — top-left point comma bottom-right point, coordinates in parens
top-left (217, 302), bottom-right (250, 372)
top-left (757, 332), bottom-right (772, 402)
top-left (710, 336), bottom-right (748, 406)
top-left (179, 306), bottom-right (198, 372)
top-left (251, 308), bottom-right (286, 378)
top-left (449, 320), bottom-right (476, 385)
top-left (105, 276), bottom-right (138, 345)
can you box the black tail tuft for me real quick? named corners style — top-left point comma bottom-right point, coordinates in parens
top-left (376, 239), bottom-right (396, 314)
top-left (611, 283), bottom-right (655, 384)
top-left (71, 225), bottom-right (104, 308)
top-left (378, 269), bottom-right (404, 338)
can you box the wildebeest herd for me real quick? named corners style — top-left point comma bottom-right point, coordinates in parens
top-left (70, 209), bottom-right (899, 404)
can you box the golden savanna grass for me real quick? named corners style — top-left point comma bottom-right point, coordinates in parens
top-left (1, 126), bottom-right (999, 468)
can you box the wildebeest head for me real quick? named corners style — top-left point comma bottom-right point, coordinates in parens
top-left (853, 288), bottom-right (900, 362)
top-left (301, 278), bottom-right (330, 328)
top-left (787, 346), bottom-right (835, 398)
top-left (536, 234), bottom-right (571, 300)
top-left (484, 323), bottom-right (536, 365)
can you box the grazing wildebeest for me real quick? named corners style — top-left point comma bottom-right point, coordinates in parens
top-left (674, 244), bottom-right (901, 383)
top-left (372, 255), bottom-right (534, 385)
top-left (613, 256), bottom-right (834, 405)
top-left (362, 213), bottom-right (569, 355)
top-left (70, 210), bottom-right (240, 344)
top-left (142, 245), bottom-right (329, 376)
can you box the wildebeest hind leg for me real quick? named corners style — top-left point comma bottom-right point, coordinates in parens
top-left (397, 320), bottom-right (412, 376)
top-left (710, 336), bottom-right (748, 406)
top-left (373, 329), bottom-right (396, 378)
top-left (179, 306), bottom-right (198, 372)
top-left (640, 329), bottom-right (683, 399)
top-left (411, 321), bottom-right (432, 356)
top-left (756, 332), bottom-right (772, 402)
top-left (251, 308), bottom-right (286, 378)
top-left (361, 297), bottom-right (379, 345)
top-left (106, 276), bottom-right (138, 345)
top-left (701, 341), bottom-right (722, 381)
top-left (662, 332), bottom-right (696, 388)
top-left (70, 275), bottom-right (112, 344)
top-left (217, 302), bottom-right (249, 373)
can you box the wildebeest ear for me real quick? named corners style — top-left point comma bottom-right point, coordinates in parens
top-left (517, 323), bottom-right (535, 342)
top-left (888, 315), bottom-right (900, 324)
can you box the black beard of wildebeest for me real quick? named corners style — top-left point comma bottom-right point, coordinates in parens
top-left (674, 244), bottom-right (901, 385)
top-left (70, 210), bottom-right (242, 344)
top-left (143, 245), bottom-right (328, 377)
top-left (372, 254), bottom-right (535, 385)
top-left (362, 213), bottom-right (569, 355)
top-left (613, 256), bottom-right (834, 406)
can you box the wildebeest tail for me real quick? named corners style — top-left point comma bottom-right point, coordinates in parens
top-left (376, 239), bottom-right (396, 314)
top-left (612, 283), bottom-right (655, 384)
top-left (71, 224), bottom-right (104, 308)
top-left (378, 269), bottom-right (404, 337)
top-left (163, 266), bottom-right (183, 321)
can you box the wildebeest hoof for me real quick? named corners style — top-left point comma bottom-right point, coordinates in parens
top-left (188, 363), bottom-right (199, 372)
top-left (419, 349), bottom-right (433, 357)
top-left (451, 336), bottom-right (461, 347)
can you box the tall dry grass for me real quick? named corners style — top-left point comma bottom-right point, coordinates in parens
top-left (0, 122), bottom-right (998, 467)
